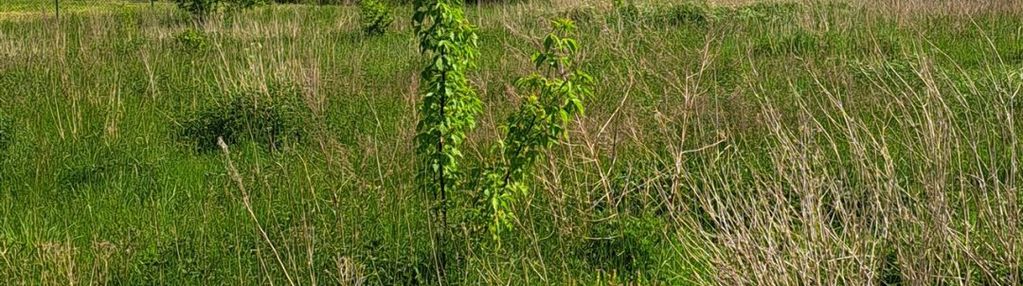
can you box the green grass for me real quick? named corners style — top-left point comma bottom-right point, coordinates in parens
top-left (1, 0), bottom-right (1022, 284)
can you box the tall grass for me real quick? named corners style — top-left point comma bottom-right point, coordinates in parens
top-left (0, 0), bottom-right (1020, 284)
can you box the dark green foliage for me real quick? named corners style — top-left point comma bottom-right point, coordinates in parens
top-left (176, 86), bottom-right (309, 153)
top-left (175, 28), bottom-right (208, 52)
top-left (359, 0), bottom-right (393, 36)
top-left (580, 214), bottom-right (664, 278)
top-left (879, 250), bottom-right (903, 285)
top-left (358, 239), bottom-right (436, 285)
top-left (628, 2), bottom-right (803, 27)
top-left (57, 148), bottom-right (160, 196)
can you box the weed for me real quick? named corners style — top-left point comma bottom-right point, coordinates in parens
top-left (730, 2), bottom-right (801, 22)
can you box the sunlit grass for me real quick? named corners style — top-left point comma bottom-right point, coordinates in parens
top-left (1, 0), bottom-right (1021, 284)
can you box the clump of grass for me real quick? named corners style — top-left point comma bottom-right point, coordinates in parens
top-left (55, 140), bottom-right (161, 197)
top-left (580, 213), bottom-right (665, 278)
top-left (639, 1), bottom-right (804, 27)
top-left (357, 240), bottom-right (436, 285)
top-left (727, 2), bottom-right (802, 21)
top-left (656, 1), bottom-right (716, 26)
top-left (752, 28), bottom-right (829, 56)
top-left (176, 85), bottom-right (310, 153)
top-left (0, 113), bottom-right (12, 154)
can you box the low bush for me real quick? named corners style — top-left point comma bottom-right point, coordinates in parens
top-left (175, 28), bottom-right (209, 52)
top-left (176, 85), bottom-right (310, 153)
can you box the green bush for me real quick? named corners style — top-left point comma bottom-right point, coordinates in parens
top-left (176, 86), bottom-right (310, 153)
top-left (359, 0), bottom-right (393, 36)
top-left (175, 28), bottom-right (208, 52)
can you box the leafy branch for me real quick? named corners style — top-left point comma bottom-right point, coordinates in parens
top-left (484, 18), bottom-right (593, 241)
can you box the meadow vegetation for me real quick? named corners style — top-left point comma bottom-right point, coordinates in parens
top-left (1, 0), bottom-right (1022, 284)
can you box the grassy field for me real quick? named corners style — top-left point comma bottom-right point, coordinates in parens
top-left (1, 0), bottom-right (1022, 284)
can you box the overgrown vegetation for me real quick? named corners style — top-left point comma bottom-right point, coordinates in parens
top-left (1, 0), bottom-right (1022, 284)
top-left (175, 28), bottom-right (209, 51)
top-left (176, 86), bottom-right (310, 152)
top-left (359, 0), bottom-right (393, 35)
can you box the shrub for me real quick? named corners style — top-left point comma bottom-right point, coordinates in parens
top-left (175, 28), bottom-right (209, 52)
top-left (176, 86), bottom-right (309, 153)
top-left (359, 0), bottom-right (394, 36)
